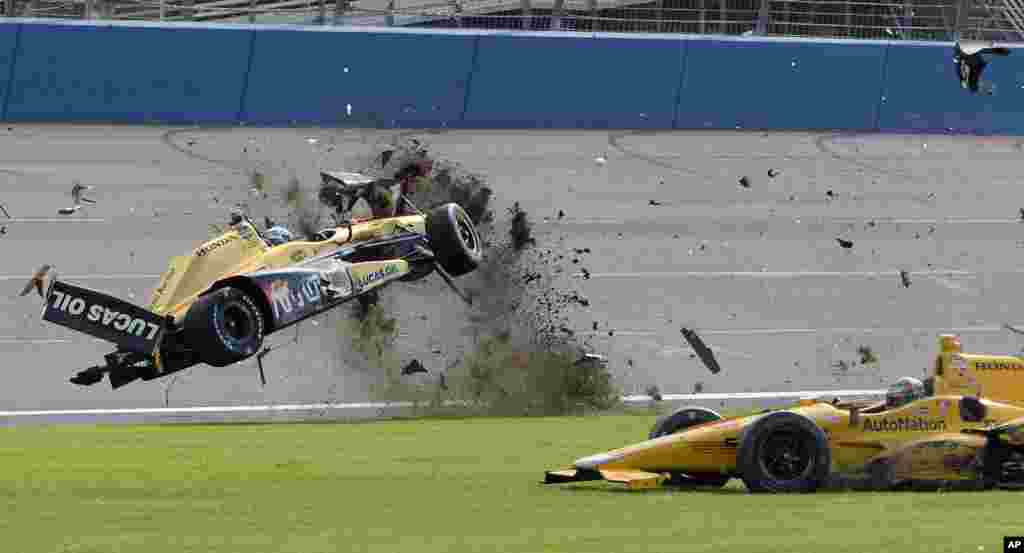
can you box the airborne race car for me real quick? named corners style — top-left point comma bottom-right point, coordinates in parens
top-left (545, 335), bottom-right (1024, 492)
top-left (37, 170), bottom-right (483, 390)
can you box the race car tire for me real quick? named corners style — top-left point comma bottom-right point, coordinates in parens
top-left (737, 411), bottom-right (831, 493)
top-left (650, 407), bottom-right (730, 488)
top-left (184, 286), bottom-right (265, 367)
top-left (426, 203), bottom-right (483, 277)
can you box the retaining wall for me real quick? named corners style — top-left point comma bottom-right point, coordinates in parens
top-left (1, 19), bottom-right (1021, 134)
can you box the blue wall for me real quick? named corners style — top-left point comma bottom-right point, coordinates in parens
top-left (0, 19), bottom-right (1021, 134)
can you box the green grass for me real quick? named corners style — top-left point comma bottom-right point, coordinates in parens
top-left (1, 415), bottom-right (1018, 553)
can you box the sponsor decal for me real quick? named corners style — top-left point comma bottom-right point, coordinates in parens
top-left (319, 260), bottom-right (353, 298)
top-left (48, 291), bottom-right (161, 339)
top-left (267, 275), bottom-right (322, 322)
top-left (974, 360), bottom-right (1024, 371)
top-left (43, 280), bottom-right (165, 354)
top-left (291, 250), bottom-right (307, 263)
top-left (353, 263), bottom-right (401, 289)
top-left (195, 235), bottom-right (235, 257)
top-left (862, 417), bottom-right (946, 432)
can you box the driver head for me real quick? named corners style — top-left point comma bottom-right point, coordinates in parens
top-left (264, 226), bottom-right (294, 247)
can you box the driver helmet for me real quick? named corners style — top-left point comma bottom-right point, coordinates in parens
top-left (264, 226), bottom-right (294, 247)
top-left (886, 376), bottom-right (924, 408)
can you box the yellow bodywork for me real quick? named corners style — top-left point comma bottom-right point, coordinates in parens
top-left (549, 334), bottom-right (1024, 488)
top-left (147, 215), bottom-right (426, 323)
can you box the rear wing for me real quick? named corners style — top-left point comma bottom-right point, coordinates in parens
top-left (42, 279), bottom-right (167, 355)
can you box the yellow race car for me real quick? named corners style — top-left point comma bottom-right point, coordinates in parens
top-left (544, 335), bottom-right (1024, 492)
top-left (37, 171), bottom-right (483, 390)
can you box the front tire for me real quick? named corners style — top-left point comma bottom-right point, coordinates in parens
top-left (737, 411), bottom-right (831, 493)
top-left (184, 287), bottom-right (265, 367)
top-left (650, 406), bottom-right (730, 488)
top-left (426, 203), bottom-right (483, 277)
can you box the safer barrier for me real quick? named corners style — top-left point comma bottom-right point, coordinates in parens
top-left (0, 19), bottom-right (1021, 134)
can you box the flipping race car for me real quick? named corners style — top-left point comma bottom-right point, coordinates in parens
top-left (953, 40), bottom-right (1011, 95)
top-left (544, 335), bottom-right (1024, 492)
top-left (34, 169), bottom-right (483, 389)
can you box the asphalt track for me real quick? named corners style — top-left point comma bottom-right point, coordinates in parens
top-left (3, 124), bottom-right (1024, 423)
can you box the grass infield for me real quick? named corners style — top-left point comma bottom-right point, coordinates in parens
top-left (1, 414), bottom-right (1019, 553)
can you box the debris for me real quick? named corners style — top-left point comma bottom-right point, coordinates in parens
top-left (19, 264), bottom-right (54, 298)
top-left (401, 359), bottom-right (428, 376)
top-left (738, 176), bottom-right (751, 189)
top-left (768, 169), bottom-right (780, 178)
top-left (836, 238), bottom-right (854, 249)
top-left (645, 385), bottom-right (663, 401)
top-left (648, 199), bottom-right (662, 206)
top-left (680, 327), bottom-right (722, 374)
top-left (693, 381), bottom-right (704, 394)
top-left (826, 189), bottom-right (835, 199)
top-left (557, 209), bottom-right (565, 219)
top-left (899, 270), bottom-right (911, 288)
top-left (580, 268), bottom-right (591, 280)
top-left (58, 182), bottom-right (96, 215)
top-left (857, 345), bottom-right (879, 365)
top-left (594, 155), bottom-right (607, 165)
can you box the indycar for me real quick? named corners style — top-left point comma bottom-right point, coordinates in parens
top-left (34, 169), bottom-right (484, 390)
top-left (544, 335), bottom-right (1024, 492)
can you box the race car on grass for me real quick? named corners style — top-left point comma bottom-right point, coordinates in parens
top-left (544, 335), bottom-right (1024, 492)
top-left (34, 170), bottom-right (484, 390)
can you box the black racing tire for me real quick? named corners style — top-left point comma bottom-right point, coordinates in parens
top-left (867, 459), bottom-right (896, 491)
top-left (650, 406), bottom-right (730, 489)
top-left (184, 286), bottom-right (265, 367)
top-left (737, 411), bottom-right (831, 493)
top-left (426, 203), bottom-right (483, 277)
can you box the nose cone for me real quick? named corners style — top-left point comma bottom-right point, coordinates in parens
top-left (574, 452), bottom-right (622, 470)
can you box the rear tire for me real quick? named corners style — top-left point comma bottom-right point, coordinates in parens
top-left (650, 406), bottom-right (730, 489)
top-left (426, 203), bottom-right (483, 277)
top-left (184, 287), bottom-right (265, 367)
top-left (737, 411), bottom-right (831, 493)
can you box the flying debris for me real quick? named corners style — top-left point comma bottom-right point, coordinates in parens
top-left (836, 238), bottom-right (854, 249)
top-left (680, 327), bottom-right (722, 374)
top-left (557, 209), bottom-right (565, 220)
top-left (401, 359), bottom-right (429, 376)
top-left (594, 155), bottom-right (607, 165)
top-left (648, 199), bottom-right (663, 206)
top-left (58, 182), bottom-right (96, 215)
top-left (19, 264), bottom-right (55, 298)
top-left (768, 169), bottom-right (780, 178)
top-left (899, 270), bottom-right (911, 288)
top-left (738, 176), bottom-right (751, 189)
top-left (954, 40), bottom-right (1011, 94)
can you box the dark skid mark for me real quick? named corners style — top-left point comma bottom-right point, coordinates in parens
top-left (607, 130), bottom-right (702, 177)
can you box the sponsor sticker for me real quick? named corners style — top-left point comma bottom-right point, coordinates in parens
top-left (862, 417), bottom-right (946, 432)
top-left (43, 280), bottom-right (165, 354)
top-left (1005, 537), bottom-right (1024, 552)
top-left (195, 235), bottom-right (235, 257)
top-left (353, 262), bottom-right (402, 290)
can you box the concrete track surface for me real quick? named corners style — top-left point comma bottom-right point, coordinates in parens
top-left (2, 124), bottom-right (1024, 420)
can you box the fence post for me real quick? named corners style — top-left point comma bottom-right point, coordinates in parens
top-left (700, 0), bottom-right (706, 33)
top-left (586, 0), bottom-right (596, 31)
top-left (954, 0), bottom-right (971, 39)
top-left (656, 0), bottom-right (663, 32)
top-left (334, 0), bottom-right (349, 25)
top-left (552, 0), bottom-right (564, 30)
